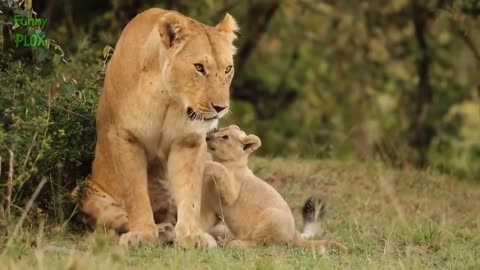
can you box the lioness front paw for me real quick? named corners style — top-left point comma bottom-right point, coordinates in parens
top-left (118, 230), bottom-right (157, 247)
top-left (174, 224), bottom-right (217, 249)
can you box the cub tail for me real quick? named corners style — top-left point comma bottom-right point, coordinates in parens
top-left (301, 195), bottom-right (326, 239)
top-left (293, 232), bottom-right (347, 252)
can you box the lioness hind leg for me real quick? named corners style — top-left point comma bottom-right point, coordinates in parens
top-left (74, 184), bottom-right (129, 233)
top-left (149, 177), bottom-right (177, 226)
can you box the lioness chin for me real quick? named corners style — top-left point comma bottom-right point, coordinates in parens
top-left (72, 8), bottom-right (239, 248)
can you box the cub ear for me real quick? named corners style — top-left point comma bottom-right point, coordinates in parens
top-left (242, 134), bottom-right (261, 154)
top-left (215, 13), bottom-right (239, 43)
top-left (228, 125), bottom-right (241, 130)
top-left (158, 12), bottom-right (189, 49)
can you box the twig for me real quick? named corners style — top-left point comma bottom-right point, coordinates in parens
top-left (5, 149), bottom-right (14, 219)
top-left (36, 218), bottom-right (45, 248)
top-left (1, 177), bottom-right (48, 256)
top-left (13, 102), bottom-right (52, 203)
top-left (0, 155), bottom-right (2, 219)
top-left (40, 97), bottom-right (90, 120)
top-left (22, 131), bottom-right (38, 172)
top-left (377, 173), bottom-right (408, 228)
top-left (457, 29), bottom-right (480, 64)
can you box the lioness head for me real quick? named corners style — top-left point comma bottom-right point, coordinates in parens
top-left (156, 11), bottom-right (239, 128)
top-left (206, 125), bottom-right (261, 163)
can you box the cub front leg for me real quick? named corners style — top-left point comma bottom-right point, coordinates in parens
top-left (168, 134), bottom-right (216, 248)
top-left (204, 161), bottom-right (240, 205)
top-left (109, 129), bottom-right (157, 246)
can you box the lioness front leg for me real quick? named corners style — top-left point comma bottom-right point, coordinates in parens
top-left (205, 161), bottom-right (239, 205)
top-left (109, 130), bottom-right (157, 246)
top-left (168, 134), bottom-right (216, 248)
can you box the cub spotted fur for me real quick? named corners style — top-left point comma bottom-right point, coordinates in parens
top-left (200, 126), bottom-right (347, 251)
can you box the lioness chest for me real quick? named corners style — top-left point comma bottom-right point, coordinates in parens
top-left (128, 100), bottom-right (212, 178)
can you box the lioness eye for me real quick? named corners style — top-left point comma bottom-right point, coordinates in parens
top-left (222, 135), bottom-right (229, 140)
top-left (225, 65), bottom-right (232, 74)
top-left (194, 64), bottom-right (205, 73)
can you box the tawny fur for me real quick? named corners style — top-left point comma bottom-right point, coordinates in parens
top-left (71, 8), bottom-right (239, 248)
top-left (200, 126), bottom-right (347, 252)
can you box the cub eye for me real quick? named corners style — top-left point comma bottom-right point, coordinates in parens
top-left (222, 135), bottom-right (229, 140)
top-left (225, 65), bottom-right (233, 74)
top-left (194, 64), bottom-right (205, 73)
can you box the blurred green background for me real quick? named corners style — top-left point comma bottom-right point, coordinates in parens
top-left (0, 0), bottom-right (479, 220)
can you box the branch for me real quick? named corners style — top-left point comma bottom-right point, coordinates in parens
top-left (234, 1), bottom-right (280, 75)
top-left (211, 0), bottom-right (243, 18)
top-left (457, 29), bottom-right (480, 64)
top-left (409, 0), bottom-right (435, 166)
top-left (40, 0), bottom-right (56, 29)
top-left (63, 1), bottom-right (77, 38)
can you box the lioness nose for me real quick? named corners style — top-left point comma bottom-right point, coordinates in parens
top-left (212, 103), bottom-right (227, 113)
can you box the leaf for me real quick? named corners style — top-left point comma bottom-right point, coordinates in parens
top-left (103, 45), bottom-right (114, 59)
top-left (53, 54), bottom-right (60, 66)
top-left (25, 0), bottom-right (32, 11)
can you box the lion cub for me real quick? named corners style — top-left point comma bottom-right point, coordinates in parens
top-left (201, 125), bottom-right (347, 251)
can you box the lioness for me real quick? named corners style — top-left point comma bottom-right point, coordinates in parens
top-left (73, 8), bottom-right (239, 248)
top-left (200, 126), bottom-right (347, 251)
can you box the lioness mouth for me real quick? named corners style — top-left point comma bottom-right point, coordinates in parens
top-left (186, 107), bottom-right (218, 122)
top-left (208, 128), bottom-right (219, 134)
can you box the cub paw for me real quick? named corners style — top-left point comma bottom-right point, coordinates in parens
top-left (202, 233), bottom-right (218, 248)
top-left (118, 229), bottom-right (157, 247)
top-left (175, 224), bottom-right (217, 249)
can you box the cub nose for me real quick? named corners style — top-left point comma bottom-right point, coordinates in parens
top-left (212, 103), bottom-right (227, 113)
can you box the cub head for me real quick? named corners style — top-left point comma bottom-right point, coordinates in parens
top-left (206, 125), bottom-right (261, 163)
top-left (156, 11), bottom-right (239, 129)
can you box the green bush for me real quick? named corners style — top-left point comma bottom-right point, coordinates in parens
top-left (0, 0), bottom-right (103, 221)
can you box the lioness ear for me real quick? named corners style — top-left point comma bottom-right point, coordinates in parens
top-left (243, 134), bottom-right (261, 154)
top-left (158, 12), bottom-right (189, 49)
top-left (215, 13), bottom-right (239, 43)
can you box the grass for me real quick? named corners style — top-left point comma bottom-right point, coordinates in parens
top-left (1, 157), bottom-right (479, 269)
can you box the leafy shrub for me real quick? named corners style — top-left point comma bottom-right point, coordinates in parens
top-left (0, 0), bottom-right (104, 221)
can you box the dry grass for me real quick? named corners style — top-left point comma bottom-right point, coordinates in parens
top-left (1, 157), bottom-right (479, 269)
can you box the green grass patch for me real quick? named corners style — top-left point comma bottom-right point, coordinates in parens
top-left (1, 158), bottom-right (479, 269)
